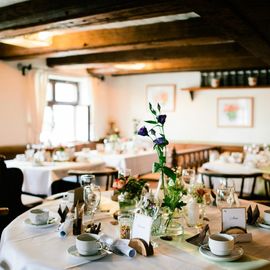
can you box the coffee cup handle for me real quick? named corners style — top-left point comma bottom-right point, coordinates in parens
top-left (97, 241), bottom-right (103, 250)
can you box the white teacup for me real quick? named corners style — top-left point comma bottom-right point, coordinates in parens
top-left (263, 210), bottom-right (270, 225)
top-left (208, 233), bottom-right (234, 256)
top-left (76, 233), bottom-right (102, 256)
top-left (29, 208), bottom-right (49, 225)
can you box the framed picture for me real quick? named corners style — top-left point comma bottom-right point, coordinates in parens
top-left (217, 97), bottom-right (253, 127)
top-left (146, 84), bottom-right (175, 112)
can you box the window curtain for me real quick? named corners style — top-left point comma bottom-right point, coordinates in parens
top-left (26, 69), bottom-right (48, 144)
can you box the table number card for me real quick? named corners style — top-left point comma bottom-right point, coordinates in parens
top-left (131, 213), bottom-right (153, 244)
top-left (221, 207), bottom-right (246, 232)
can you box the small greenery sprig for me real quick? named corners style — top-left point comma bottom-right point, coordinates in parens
top-left (113, 176), bottom-right (146, 200)
top-left (162, 177), bottom-right (187, 212)
top-left (138, 103), bottom-right (176, 196)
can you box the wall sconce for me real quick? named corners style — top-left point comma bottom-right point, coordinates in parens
top-left (17, 63), bottom-right (32, 76)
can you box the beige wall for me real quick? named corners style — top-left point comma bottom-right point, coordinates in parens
top-left (103, 72), bottom-right (270, 145)
top-left (1, 60), bottom-right (270, 146)
top-left (0, 61), bottom-right (28, 145)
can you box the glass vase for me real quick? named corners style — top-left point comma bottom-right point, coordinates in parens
top-left (118, 193), bottom-right (137, 213)
top-left (160, 208), bottom-right (184, 236)
top-left (154, 171), bottom-right (167, 203)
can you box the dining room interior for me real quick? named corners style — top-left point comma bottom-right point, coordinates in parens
top-left (1, 1), bottom-right (270, 269)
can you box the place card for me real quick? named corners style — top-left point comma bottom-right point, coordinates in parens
top-left (131, 213), bottom-right (153, 244)
top-left (221, 207), bottom-right (246, 232)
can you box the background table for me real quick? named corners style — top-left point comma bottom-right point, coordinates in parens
top-left (5, 160), bottom-right (105, 196)
top-left (201, 161), bottom-right (265, 196)
top-left (0, 192), bottom-right (270, 270)
top-left (75, 150), bottom-right (157, 176)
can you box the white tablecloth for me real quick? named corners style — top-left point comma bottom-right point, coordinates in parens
top-left (75, 150), bottom-right (157, 175)
top-left (201, 161), bottom-right (263, 194)
top-left (5, 160), bottom-right (105, 196)
top-left (0, 192), bottom-right (270, 270)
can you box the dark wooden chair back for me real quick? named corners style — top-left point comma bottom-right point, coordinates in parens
top-left (0, 156), bottom-right (29, 235)
top-left (171, 146), bottom-right (220, 172)
top-left (68, 166), bottom-right (118, 190)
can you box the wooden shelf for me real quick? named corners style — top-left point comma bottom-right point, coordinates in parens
top-left (181, 85), bottom-right (270, 100)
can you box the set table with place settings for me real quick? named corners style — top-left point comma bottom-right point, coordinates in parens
top-left (5, 159), bottom-right (105, 196)
top-left (1, 191), bottom-right (270, 270)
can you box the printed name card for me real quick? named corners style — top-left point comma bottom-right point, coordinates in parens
top-left (221, 207), bottom-right (246, 232)
top-left (131, 213), bottom-right (153, 244)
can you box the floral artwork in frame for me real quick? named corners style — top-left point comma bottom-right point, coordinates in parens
top-left (146, 84), bottom-right (176, 112)
top-left (217, 97), bottom-right (253, 127)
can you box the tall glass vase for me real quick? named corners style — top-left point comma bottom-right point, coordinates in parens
top-left (154, 171), bottom-right (167, 203)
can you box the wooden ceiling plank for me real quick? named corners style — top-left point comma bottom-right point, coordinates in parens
top-left (0, 0), bottom-right (192, 39)
top-left (86, 56), bottom-right (265, 76)
top-left (46, 43), bottom-right (252, 67)
top-left (0, 18), bottom-right (233, 60)
top-left (184, 0), bottom-right (270, 65)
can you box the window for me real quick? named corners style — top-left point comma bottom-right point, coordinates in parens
top-left (40, 79), bottom-right (90, 145)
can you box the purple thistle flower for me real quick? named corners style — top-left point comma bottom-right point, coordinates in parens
top-left (157, 114), bottom-right (167, 125)
top-left (138, 126), bottom-right (148, 136)
top-left (154, 137), bottom-right (169, 146)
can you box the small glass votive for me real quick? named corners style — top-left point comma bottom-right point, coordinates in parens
top-left (80, 174), bottom-right (95, 187)
top-left (118, 213), bottom-right (133, 239)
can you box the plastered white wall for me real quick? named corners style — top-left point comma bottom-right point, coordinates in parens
top-left (0, 61), bottom-right (28, 145)
top-left (103, 72), bottom-right (270, 145)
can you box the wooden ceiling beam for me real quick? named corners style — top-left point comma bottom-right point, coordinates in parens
top-left (0, 18), bottom-right (233, 60)
top-left (86, 56), bottom-right (265, 76)
top-left (184, 0), bottom-right (270, 65)
top-left (46, 43), bottom-right (251, 67)
top-left (0, 0), bottom-right (191, 39)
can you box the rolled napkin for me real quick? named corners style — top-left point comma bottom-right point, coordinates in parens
top-left (58, 216), bottom-right (73, 238)
top-left (113, 239), bottom-right (136, 258)
top-left (99, 234), bottom-right (136, 258)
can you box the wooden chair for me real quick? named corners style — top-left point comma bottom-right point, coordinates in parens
top-left (0, 156), bottom-right (33, 235)
top-left (198, 167), bottom-right (262, 199)
top-left (262, 173), bottom-right (270, 199)
top-left (68, 166), bottom-right (118, 191)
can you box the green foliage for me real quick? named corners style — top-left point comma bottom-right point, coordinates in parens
top-left (162, 178), bottom-right (187, 212)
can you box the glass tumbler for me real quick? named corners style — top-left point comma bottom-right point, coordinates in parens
top-left (80, 174), bottom-right (95, 187)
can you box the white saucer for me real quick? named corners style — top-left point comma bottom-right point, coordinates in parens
top-left (257, 221), bottom-right (270, 229)
top-left (199, 244), bottom-right (244, 262)
top-left (24, 216), bottom-right (58, 228)
top-left (67, 245), bottom-right (108, 261)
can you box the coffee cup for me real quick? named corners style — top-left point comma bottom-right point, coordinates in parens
top-left (263, 210), bottom-right (270, 225)
top-left (208, 233), bottom-right (234, 256)
top-left (76, 233), bottom-right (102, 256)
top-left (29, 208), bottom-right (49, 225)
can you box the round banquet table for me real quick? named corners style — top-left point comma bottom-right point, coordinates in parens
top-left (0, 192), bottom-right (270, 270)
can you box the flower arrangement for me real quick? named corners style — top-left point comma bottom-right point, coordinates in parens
top-left (138, 103), bottom-right (176, 192)
top-left (113, 176), bottom-right (147, 200)
top-left (138, 103), bottom-right (186, 214)
top-left (189, 183), bottom-right (207, 203)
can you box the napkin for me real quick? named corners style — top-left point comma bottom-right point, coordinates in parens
top-left (58, 205), bottom-right (69, 223)
top-left (58, 216), bottom-right (73, 238)
top-left (186, 224), bottom-right (210, 246)
top-left (113, 239), bottom-right (136, 258)
top-left (99, 234), bottom-right (136, 258)
top-left (247, 205), bottom-right (260, 225)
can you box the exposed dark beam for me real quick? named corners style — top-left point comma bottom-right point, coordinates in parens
top-left (184, 0), bottom-right (270, 65)
top-left (0, 18), bottom-right (232, 60)
top-left (46, 43), bottom-right (251, 67)
top-left (0, 0), bottom-right (191, 39)
top-left (86, 56), bottom-right (266, 76)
